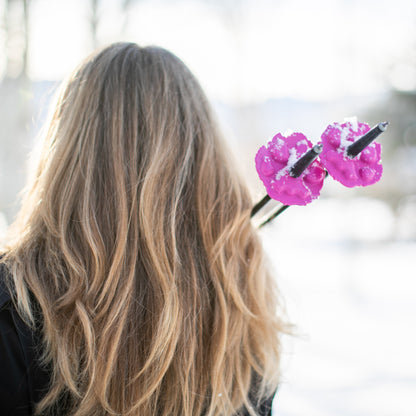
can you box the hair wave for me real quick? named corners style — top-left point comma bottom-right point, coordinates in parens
top-left (1, 43), bottom-right (287, 416)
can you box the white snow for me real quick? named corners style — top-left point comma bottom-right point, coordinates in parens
top-left (274, 148), bottom-right (298, 181)
top-left (263, 198), bottom-right (416, 416)
top-left (287, 147), bottom-right (298, 168)
top-left (275, 167), bottom-right (287, 181)
top-left (344, 116), bottom-right (359, 132)
top-left (296, 139), bottom-right (309, 147)
top-left (340, 127), bottom-right (351, 149)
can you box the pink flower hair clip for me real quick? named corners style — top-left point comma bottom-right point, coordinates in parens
top-left (252, 119), bottom-right (388, 227)
top-left (319, 119), bottom-right (387, 187)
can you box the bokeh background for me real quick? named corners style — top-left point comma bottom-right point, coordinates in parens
top-left (1, 0), bottom-right (415, 415)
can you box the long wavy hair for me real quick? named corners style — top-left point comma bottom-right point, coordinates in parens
top-left (1, 43), bottom-right (287, 416)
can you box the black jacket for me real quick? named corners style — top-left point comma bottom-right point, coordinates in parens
top-left (0, 264), bottom-right (49, 415)
top-left (0, 264), bottom-right (275, 416)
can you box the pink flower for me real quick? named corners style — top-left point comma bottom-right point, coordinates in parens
top-left (319, 121), bottom-right (382, 188)
top-left (255, 132), bottom-right (326, 206)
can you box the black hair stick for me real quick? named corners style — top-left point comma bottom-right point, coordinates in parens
top-left (258, 205), bottom-right (290, 228)
top-left (251, 194), bottom-right (271, 217)
top-left (346, 122), bottom-right (389, 158)
top-left (289, 144), bottom-right (323, 177)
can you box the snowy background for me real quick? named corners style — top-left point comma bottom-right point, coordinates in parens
top-left (1, 1), bottom-right (416, 415)
top-left (263, 198), bottom-right (416, 416)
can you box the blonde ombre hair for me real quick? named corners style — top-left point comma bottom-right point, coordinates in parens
top-left (1, 43), bottom-right (287, 416)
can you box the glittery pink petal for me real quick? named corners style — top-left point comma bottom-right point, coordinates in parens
top-left (319, 121), bottom-right (383, 187)
top-left (255, 132), bottom-right (326, 206)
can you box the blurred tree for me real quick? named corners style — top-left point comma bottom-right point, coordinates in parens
top-left (0, 0), bottom-right (32, 222)
top-left (121, 0), bottom-right (135, 34)
top-left (90, 0), bottom-right (144, 47)
top-left (90, 0), bottom-right (100, 50)
top-left (364, 89), bottom-right (416, 215)
top-left (3, 0), bottom-right (29, 80)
